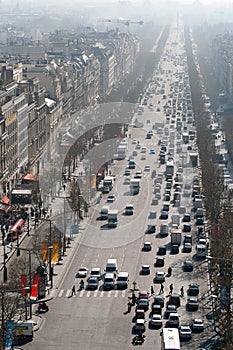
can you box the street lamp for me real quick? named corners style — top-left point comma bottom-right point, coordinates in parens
top-left (41, 218), bottom-right (53, 289)
top-left (16, 247), bottom-right (33, 319)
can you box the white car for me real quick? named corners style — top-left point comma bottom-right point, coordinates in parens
top-left (154, 271), bottom-right (166, 283)
top-left (132, 139), bottom-right (137, 144)
top-left (76, 267), bottom-right (88, 278)
top-left (191, 318), bottom-right (204, 332)
top-left (144, 165), bottom-right (150, 172)
top-left (179, 325), bottom-right (192, 339)
top-left (150, 314), bottom-right (162, 327)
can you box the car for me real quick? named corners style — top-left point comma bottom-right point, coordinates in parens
top-left (151, 304), bottom-right (162, 315)
top-left (76, 267), bottom-right (88, 278)
top-left (149, 149), bottom-right (155, 154)
top-left (135, 170), bottom-right (142, 179)
top-left (157, 246), bottom-right (166, 255)
top-left (150, 314), bottom-right (162, 327)
top-left (165, 304), bottom-right (177, 317)
top-left (137, 298), bottom-right (149, 311)
top-left (124, 178), bottom-right (131, 185)
top-left (87, 277), bottom-right (99, 290)
top-left (160, 211), bottom-right (168, 220)
top-left (183, 260), bottom-right (194, 272)
top-left (146, 225), bottom-right (156, 234)
top-left (169, 294), bottom-right (181, 307)
top-left (144, 165), bottom-right (150, 172)
top-left (132, 150), bottom-right (138, 157)
top-left (171, 244), bottom-right (179, 254)
top-left (184, 234), bottom-right (192, 244)
top-left (143, 242), bottom-right (152, 251)
top-left (107, 194), bottom-right (115, 202)
top-left (155, 257), bottom-right (164, 267)
top-left (125, 204), bottom-right (134, 215)
top-left (183, 213), bottom-right (191, 222)
top-left (141, 154), bottom-right (146, 160)
top-left (179, 325), bottom-right (192, 339)
top-left (187, 298), bottom-right (199, 311)
top-left (135, 143), bottom-right (141, 150)
top-left (141, 265), bottom-right (150, 275)
top-left (90, 267), bottom-right (101, 280)
top-left (168, 313), bottom-right (180, 327)
top-left (188, 283), bottom-right (199, 296)
top-left (183, 223), bottom-right (191, 232)
top-left (134, 318), bottom-right (146, 332)
top-left (157, 107), bottom-right (160, 112)
top-left (196, 217), bottom-right (204, 225)
top-left (132, 139), bottom-right (137, 144)
top-left (191, 318), bottom-right (204, 332)
top-left (154, 271), bottom-right (166, 283)
top-left (183, 242), bottom-right (192, 253)
top-left (138, 290), bottom-right (150, 300)
top-left (153, 295), bottom-right (164, 308)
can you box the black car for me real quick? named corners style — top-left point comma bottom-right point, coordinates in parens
top-left (169, 293), bottom-right (181, 307)
top-left (183, 260), bottom-right (194, 272)
top-left (157, 246), bottom-right (166, 255)
top-left (171, 244), bottom-right (179, 254)
top-left (146, 225), bottom-right (156, 234)
top-left (188, 283), bottom-right (199, 296)
top-left (183, 224), bottom-right (191, 232)
top-left (153, 295), bottom-right (164, 308)
top-left (160, 211), bottom-right (168, 220)
top-left (155, 257), bottom-right (165, 267)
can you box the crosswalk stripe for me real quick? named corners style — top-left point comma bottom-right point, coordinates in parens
top-left (86, 291), bottom-right (91, 297)
top-left (114, 291), bottom-right (118, 298)
top-left (100, 291), bottom-right (104, 297)
top-left (94, 290), bottom-right (98, 297)
top-left (79, 290), bottom-right (85, 297)
top-left (107, 291), bottom-right (112, 297)
top-left (65, 290), bottom-right (71, 298)
top-left (122, 291), bottom-right (126, 298)
top-left (59, 289), bottom-right (64, 297)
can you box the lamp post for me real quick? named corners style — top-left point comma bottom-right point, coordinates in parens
top-left (16, 247), bottom-right (33, 320)
top-left (41, 218), bottom-right (53, 289)
top-left (1, 226), bottom-right (8, 283)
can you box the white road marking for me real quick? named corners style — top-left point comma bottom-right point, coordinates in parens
top-left (114, 291), bottom-right (118, 298)
top-left (100, 291), bottom-right (104, 297)
top-left (65, 290), bottom-right (71, 298)
top-left (79, 290), bottom-right (85, 297)
top-left (59, 289), bottom-right (64, 297)
top-left (94, 290), bottom-right (98, 297)
top-left (86, 291), bottom-right (91, 297)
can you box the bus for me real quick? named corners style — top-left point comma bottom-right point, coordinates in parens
top-left (161, 328), bottom-right (180, 350)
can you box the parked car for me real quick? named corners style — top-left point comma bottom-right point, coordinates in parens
top-left (124, 169), bottom-right (130, 176)
top-left (151, 304), bottom-right (162, 315)
top-left (160, 211), bottom-right (168, 220)
top-left (183, 260), bottom-right (194, 272)
top-left (171, 244), bottom-right (179, 254)
top-left (191, 318), bottom-right (204, 332)
top-left (107, 194), bottom-right (115, 202)
top-left (179, 325), bottom-right (192, 339)
top-left (183, 213), bottom-right (191, 222)
top-left (188, 283), bottom-right (199, 296)
top-left (134, 319), bottom-right (146, 332)
top-left (146, 225), bottom-right (156, 234)
top-left (137, 298), bottom-right (149, 311)
top-left (183, 224), bottom-right (191, 232)
top-left (187, 298), bottom-right (199, 311)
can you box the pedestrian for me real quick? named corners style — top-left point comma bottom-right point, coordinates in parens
top-left (169, 284), bottom-right (173, 294)
top-left (180, 286), bottom-right (184, 297)
top-left (127, 301), bottom-right (132, 313)
top-left (63, 184), bottom-right (66, 191)
top-left (71, 285), bottom-right (76, 296)
top-left (167, 266), bottom-right (172, 276)
top-left (151, 285), bottom-right (154, 295)
top-left (159, 283), bottom-right (164, 294)
top-left (132, 292), bottom-right (136, 306)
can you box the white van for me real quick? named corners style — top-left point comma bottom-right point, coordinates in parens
top-left (100, 206), bottom-right (109, 220)
top-left (117, 272), bottom-right (129, 289)
top-left (103, 273), bottom-right (115, 290)
top-left (105, 259), bottom-right (118, 276)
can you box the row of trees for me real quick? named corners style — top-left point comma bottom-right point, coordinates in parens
top-left (185, 25), bottom-right (233, 348)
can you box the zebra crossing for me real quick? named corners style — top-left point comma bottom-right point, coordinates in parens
top-left (58, 289), bottom-right (127, 299)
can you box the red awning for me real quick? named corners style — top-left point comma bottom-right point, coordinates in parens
top-left (23, 174), bottom-right (39, 182)
top-left (10, 219), bottom-right (25, 233)
top-left (2, 195), bottom-right (10, 205)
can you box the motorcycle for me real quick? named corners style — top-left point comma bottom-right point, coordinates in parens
top-left (132, 333), bottom-right (145, 346)
top-left (37, 302), bottom-right (49, 313)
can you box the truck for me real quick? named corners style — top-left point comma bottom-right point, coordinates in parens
top-left (165, 160), bottom-right (174, 180)
top-left (171, 229), bottom-right (182, 245)
top-left (103, 176), bottom-right (114, 193)
top-left (15, 320), bottom-right (34, 340)
top-left (130, 179), bottom-right (140, 195)
top-left (116, 144), bottom-right (127, 160)
top-left (108, 210), bottom-right (118, 228)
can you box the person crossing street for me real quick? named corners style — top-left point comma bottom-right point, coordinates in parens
top-left (169, 284), bottom-right (173, 294)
